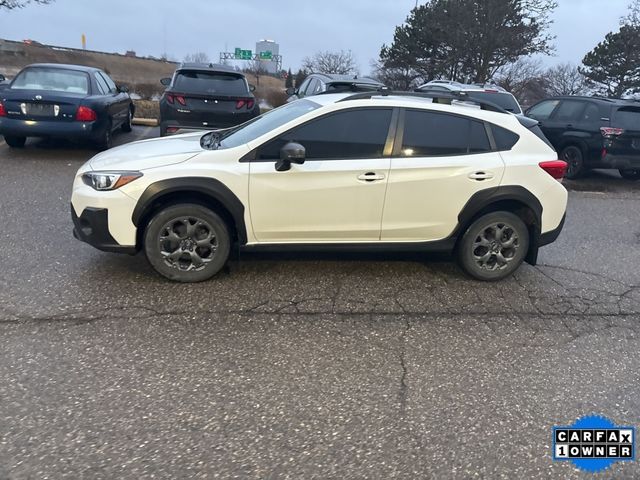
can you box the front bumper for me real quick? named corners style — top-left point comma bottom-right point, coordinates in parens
top-left (0, 116), bottom-right (106, 140)
top-left (71, 204), bottom-right (137, 254)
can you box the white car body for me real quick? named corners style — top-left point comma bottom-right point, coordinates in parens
top-left (71, 92), bottom-right (568, 281)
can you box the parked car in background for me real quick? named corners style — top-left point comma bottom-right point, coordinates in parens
top-left (0, 74), bottom-right (8, 90)
top-left (416, 80), bottom-right (524, 115)
top-left (526, 96), bottom-right (640, 180)
top-left (71, 90), bottom-right (567, 283)
top-left (286, 74), bottom-right (385, 102)
top-left (159, 63), bottom-right (260, 137)
top-left (0, 63), bottom-right (133, 149)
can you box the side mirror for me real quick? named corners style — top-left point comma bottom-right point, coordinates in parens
top-left (276, 142), bottom-right (306, 171)
top-left (285, 87), bottom-right (297, 96)
top-left (160, 77), bottom-right (171, 87)
top-left (117, 84), bottom-right (129, 93)
top-left (0, 74), bottom-right (5, 82)
top-left (249, 84), bottom-right (256, 92)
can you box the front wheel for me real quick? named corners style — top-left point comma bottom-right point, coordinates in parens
top-left (456, 211), bottom-right (529, 281)
top-left (619, 168), bottom-right (640, 180)
top-left (4, 135), bottom-right (26, 148)
top-left (144, 204), bottom-right (231, 282)
top-left (561, 145), bottom-right (585, 179)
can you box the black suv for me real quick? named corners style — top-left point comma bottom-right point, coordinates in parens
top-left (526, 96), bottom-right (640, 180)
top-left (159, 64), bottom-right (260, 137)
top-left (286, 73), bottom-right (385, 102)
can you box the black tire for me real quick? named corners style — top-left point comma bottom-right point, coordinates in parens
top-left (456, 211), bottom-right (529, 282)
top-left (97, 121), bottom-right (113, 151)
top-left (619, 168), bottom-right (640, 180)
top-left (4, 135), bottom-right (26, 148)
top-left (144, 204), bottom-right (231, 283)
top-left (121, 107), bottom-right (133, 133)
top-left (560, 145), bottom-right (585, 179)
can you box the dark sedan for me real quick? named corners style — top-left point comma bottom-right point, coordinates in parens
top-left (0, 63), bottom-right (134, 149)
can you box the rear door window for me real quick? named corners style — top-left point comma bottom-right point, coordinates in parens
top-left (94, 73), bottom-right (109, 95)
top-left (174, 71), bottom-right (248, 95)
top-left (613, 107), bottom-right (640, 131)
top-left (99, 72), bottom-right (117, 93)
top-left (401, 110), bottom-right (491, 157)
top-left (581, 103), bottom-right (601, 123)
top-left (552, 100), bottom-right (586, 122)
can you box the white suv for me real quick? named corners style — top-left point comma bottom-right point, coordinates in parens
top-left (71, 91), bottom-right (568, 282)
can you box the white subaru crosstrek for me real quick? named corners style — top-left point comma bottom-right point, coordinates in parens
top-left (71, 91), bottom-right (568, 282)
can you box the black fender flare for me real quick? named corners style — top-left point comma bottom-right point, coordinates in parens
top-left (131, 177), bottom-right (247, 244)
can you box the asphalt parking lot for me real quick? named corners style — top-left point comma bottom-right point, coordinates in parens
top-left (1, 127), bottom-right (640, 479)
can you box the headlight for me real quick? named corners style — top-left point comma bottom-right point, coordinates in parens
top-left (82, 171), bottom-right (143, 191)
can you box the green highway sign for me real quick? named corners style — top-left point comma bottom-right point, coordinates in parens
top-left (259, 51), bottom-right (273, 60)
top-left (234, 48), bottom-right (252, 60)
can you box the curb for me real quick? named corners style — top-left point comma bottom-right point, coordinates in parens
top-left (132, 118), bottom-right (158, 127)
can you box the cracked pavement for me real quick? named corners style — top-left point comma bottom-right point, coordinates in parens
top-left (1, 131), bottom-right (640, 479)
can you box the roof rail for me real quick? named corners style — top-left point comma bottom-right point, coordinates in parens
top-left (337, 88), bottom-right (509, 114)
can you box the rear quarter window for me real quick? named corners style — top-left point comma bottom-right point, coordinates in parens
top-left (613, 106), bottom-right (640, 130)
top-left (491, 125), bottom-right (520, 151)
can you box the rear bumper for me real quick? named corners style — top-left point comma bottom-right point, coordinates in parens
top-left (539, 213), bottom-right (566, 247)
top-left (601, 153), bottom-right (640, 170)
top-left (0, 116), bottom-right (106, 140)
top-left (71, 204), bottom-right (137, 254)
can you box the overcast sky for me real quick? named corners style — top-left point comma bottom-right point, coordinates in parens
top-left (0, 0), bottom-right (633, 73)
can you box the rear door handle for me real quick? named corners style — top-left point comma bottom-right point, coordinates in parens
top-left (357, 172), bottom-right (386, 182)
top-left (468, 171), bottom-right (495, 181)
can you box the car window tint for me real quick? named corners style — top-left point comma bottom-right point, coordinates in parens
top-left (94, 73), bottom-right (109, 95)
top-left (402, 110), bottom-right (490, 156)
top-left (469, 120), bottom-right (491, 153)
top-left (553, 100), bottom-right (586, 122)
top-left (527, 100), bottom-right (559, 120)
top-left (174, 71), bottom-right (248, 95)
top-left (491, 125), bottom-right (520, 151)
top-left (257, 108), bottom-right (392, 160)
top-left (100, 72), bottom-right (117, 93)
top-left (613, 106), bottom-right (640, 130)
top-left (582, 103), bottom-right (601, 123)
top-left (11, 67), bottom-right (89, 94)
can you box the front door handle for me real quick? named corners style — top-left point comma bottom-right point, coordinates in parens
top-left (357, 172), bottom-right (385, 182)
top-left (468, 171), bottom-right (495, 181)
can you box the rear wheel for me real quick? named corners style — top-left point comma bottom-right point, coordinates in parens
top-left (561, 145), bottom-right (585, 179)
top-left (144, 204), bottom-right (231, 283)
top-left (457, 211), bottom-right (529, 282)
top-left (97, 122), bottom-right (113, 150)
top-left (619, 168), bottom-right (640, 180)
top-left (4, 135), bottom-right (26, 148)
top-left (121, 107), bottom-right (133, 133)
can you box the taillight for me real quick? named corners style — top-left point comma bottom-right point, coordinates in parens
top-left (75, 106), bottom-right (97, 122)
top-left (236, 99), bottom-right (255, 110)
top-left (539, 160), bottom-right (568, 181)
top-left (601, 127), bottom-right (624, 138)
top-left (0, 101), bottom-right (6, 117)
top-left (166, 94), bottom-right (186, 106)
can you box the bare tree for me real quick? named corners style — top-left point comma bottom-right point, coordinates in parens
top-left (545, 63), bottom-right (589, 96)
top-left (183, 52), bottom-right (210, 64)
top-left (0, 0), bottom-right (51, 9)
top-left (246, 59), bottom-right (268, 87)
top-left (493, 57), bottom-right (548, 106)
top-left (369, 59), bottom-right (420, 90)
top-left (302, 50), bottom-right (358, 75)
top-left (622, 0), bottom-right (640, 26)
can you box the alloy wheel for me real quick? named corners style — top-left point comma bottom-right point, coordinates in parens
top-left (472, 222), bottom-right (520, 271)
top-left (158, 217), bottom-right (218, 272)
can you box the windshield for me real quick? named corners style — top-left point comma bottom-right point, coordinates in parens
top-left (11, 67), bottom-right (89, 94)
top-left (467, 92), bottom-right (522, 113)
top-left (174, 70), bottom-right (248, 95)
top-left (214, 100), bottom-right (321, 149)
